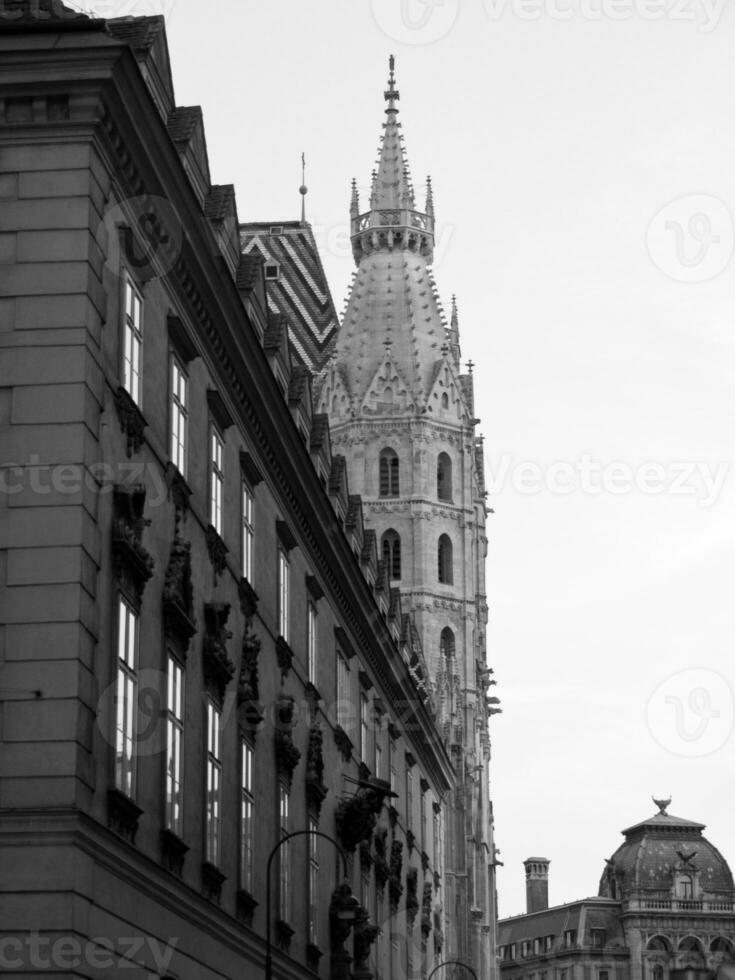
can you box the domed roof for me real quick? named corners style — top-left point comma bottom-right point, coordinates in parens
top-left (599, 801), bottom-right (734, 899)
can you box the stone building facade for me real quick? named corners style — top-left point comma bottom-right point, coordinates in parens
top-left (0, 7), bottom-right (465, 980)
top-left (317, 58), bottom-right (500, 979)
top-left (498, 803), bottom-right (735, 980)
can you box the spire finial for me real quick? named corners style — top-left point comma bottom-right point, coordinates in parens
top-left (451, 293), bottom-right (458, 326)
top-left (384, 54), bottom-right (400, 112)
top-left (426, 175), bottom-right (434, 215)
top-left (299, 152), bottom-right (308, 223)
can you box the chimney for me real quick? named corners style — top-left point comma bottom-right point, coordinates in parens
top-left (524, 857), bottom-right (550, 913)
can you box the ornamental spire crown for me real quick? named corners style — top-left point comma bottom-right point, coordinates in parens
top-left (350, 56), bottom-right (435, 265)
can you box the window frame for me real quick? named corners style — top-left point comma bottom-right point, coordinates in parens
top-left (307, 600), bottom-right (317, 686)
top-left (169, 352), bottom-right (188, 476)
top-left (164, 652), bottom-right (185, 836)
top-left (278, 547), bottom-right (290, 642)
top-left (379, 448), bottom-right (400, 498)
top-left (205, 698), bottom-right (222, 866)
top-left (279, 784), bottom-right (290, 922)
top-left (241, 480), bottom-right (255, 583)
top-left (115, 596), bottom-right (139, 798)
top-left (122, 271), bottom-right (143, 406)
top-left (209, 422), bottom-right (225, 535)
top-left (240, 739), bottom-right (254, 892)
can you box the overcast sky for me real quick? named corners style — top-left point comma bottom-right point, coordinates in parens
top-left (85, 0), bottom-right (735, 917)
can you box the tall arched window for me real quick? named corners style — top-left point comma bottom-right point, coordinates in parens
top-left (438, 534), bottom-right (453, 585)
top-left (440, 627), bottom-right (455, 663)
top-left (381, 529), bottom-right (401, 580)
top-left (652, 966), bottom-right (664, 980)
top-left (437, 452), bottom-right (453, 502)
top-left (647, 938), bottom-right (670, 953)
top-left (379, 448), bottom-right (399, 498)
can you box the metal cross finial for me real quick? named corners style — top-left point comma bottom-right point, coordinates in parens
top-left (466, 360), bottom-right (474, 374)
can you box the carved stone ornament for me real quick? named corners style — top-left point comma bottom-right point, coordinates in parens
top-left (237, 626), bottom-right (263, 734)
top-left (406, 867), bottom-right (419, 924)
top-left (113, 386), bottom-right (147, 457)
top-left (334, 724), bottom-right (354, 762)
top-left (275, 635), bottom-right (294, 681)
top-left (238, 576), bottom-right (258, 619)
top-left (374, 828), bottom-right (390, 891)
top-left (162, 533), bottom-right (196, 645)
top-left (275, 919), bottom-right (294, 953)
top-left (201, 861), bottom-right (226, 904)
top-left (406, 828), bottom-right (416, 854)
top-left (202, 602), bottom-right (235, 702)
top-left (306, 943), bottom-right (323, 973)
top-left (353, 906), bottom-right (380, 971)
top-left (389, 839), bottom-right (404, 910)
top-left (162, 464), bottom-right (189, 523)
top-left (111, 484), bottom-right (154, 602)
top-left (305, 722), bottom-right (328, 815)
top-left (335, 778), bottom-right (393, 853)
top-left (236, 889), bottom-right (258, 928)
top-left (160, 828), bottom-right (188, 878)
top-left (107, 788), bottom-right (142, 844)
top-left (274, 695), bottom-right (301, 785)
top-left (205, 524), bottom-right (229, 585)
top-left (421, 880), bottom-right (433, 937)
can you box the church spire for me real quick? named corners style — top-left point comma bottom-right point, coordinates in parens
top-left (350, 56), bottom-right (434, 264)
top-left (448, 293), bottom-right (462, 367)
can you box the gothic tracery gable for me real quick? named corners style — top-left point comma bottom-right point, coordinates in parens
top-left (425, 356), bottom-right (472, 424)
top-left (315, 358), bottom-right (352, 422)
top-left (361, 353), bottom-right (412, 416)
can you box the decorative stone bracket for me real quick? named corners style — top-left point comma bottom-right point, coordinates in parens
top-left (421, 881), bottom-right (433, 937)
top-left (334, 724), bottom-right (354, 762)
top-left (163, 533), bottom-right (196, 646)
top-left (275, 635), bottom-right (294, 681)
top-left (205, 524), bottom-right (228, 585)
top-left (107, 788), bottom-right (142, 844)
top-left (389, 839), bottom-right (404, 910)
top-left (274, 695), bottom-right (301, 786)
top-left (406, 867), bottom-right (419, 924)
top-left (237, 625), bottom-right (263, 734)
top-left (202, 603), bottom-right (235, 702)
top-left (353, 906), bottom-right (380, 973)
top-left (160, 829), bottom-right (188, 878)
top-left (305, 721), bottom-right (328, 815)
top-left (336, 778), bottom-right (394, 853)
top-left (111, 484), bottom-right (153, 602)
top-left (113, 386), bottom-right (147, 457)
top-left (201, 861), bottom-right (226, 904)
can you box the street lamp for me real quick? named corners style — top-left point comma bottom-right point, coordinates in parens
top-left (265, 829), bottom-right (355, 980)
top-left (427, 960), bottom-right (480, 980)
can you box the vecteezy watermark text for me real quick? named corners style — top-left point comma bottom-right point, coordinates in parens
top-left (482, 0), bottom-right (725, 32)
top-left (647, 668), bottom-right (734, 757)
top-left (485, 455), bottom-right (729, 507)
top-left (0, 932), bottom-right (178, 973)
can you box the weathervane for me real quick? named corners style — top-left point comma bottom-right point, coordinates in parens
top-left (299, 152), bottom-right (308, 223)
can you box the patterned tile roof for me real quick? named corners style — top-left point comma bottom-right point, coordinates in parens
top-left (240, 221), bottom-right (340, 373)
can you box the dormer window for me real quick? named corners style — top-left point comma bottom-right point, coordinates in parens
top-left (269, 225), bottom-right (283, 235)
top-left (676, 874), bottom-right (694, 899)
top-left (265, 263), bottom-right (280, 281)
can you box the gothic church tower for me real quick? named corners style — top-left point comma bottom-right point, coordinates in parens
top-left (318, 58), bottom-right (499, 979)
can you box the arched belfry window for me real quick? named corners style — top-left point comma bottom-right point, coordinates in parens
top-left (381, 529), bottom-right (401, 580)
top-left (437, 453), bottom-right (453, 502)
top-left (438, 534), bottom-right (453, 585)
top-left (440, 627), bottom-right (455, 663)
top-left (379, 448), bottom-right (399, 498)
